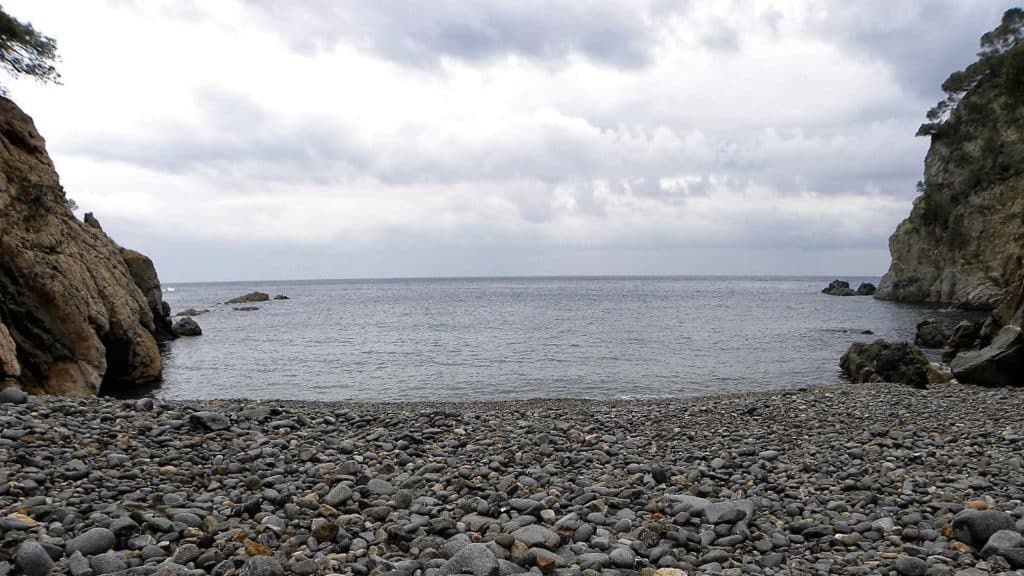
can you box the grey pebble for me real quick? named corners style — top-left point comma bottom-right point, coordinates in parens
top-left (89, 551), bottom-right (127, 575)
top-left (15, 541), bottom-right (54, 576)
top-left (66, 527), bottom-right (116, 556)
top-left (894, 556), bottom-right (927, 576)
top-left (0, 387), bottom-right (27, 404)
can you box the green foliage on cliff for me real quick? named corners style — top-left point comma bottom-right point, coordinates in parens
top-left (0, 7), bottom-right (60, 92)
top-left (921, 8), bottom-right (1024, 134)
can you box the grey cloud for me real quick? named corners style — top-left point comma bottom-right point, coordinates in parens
top-left (702, 20), bottom-right (739, 52)
top-left (59, 88), bottom-right (372, 185)
top-left (61, 85), bottom-right (926, 209)
top-left (242, 0), bottom-right (684, 68)
top-left (815, 1), bottom-right (1006, 99)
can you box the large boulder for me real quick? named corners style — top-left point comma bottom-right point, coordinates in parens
top-left (0, 96), bottom-right (163, 396)
top-left (951, 325), bottom-right (1024, 387)
top-left (839, 340), bottom-right (929, 388)
top-left (914, 319), bottom-right (948, 349)
top-left (822, 280), bottom-right (855, 296)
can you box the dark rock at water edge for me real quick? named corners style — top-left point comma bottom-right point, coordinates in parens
top-left (952, 325), bottom-right (1024, 387)
top-left (914, 319), bottom-right (948, 349)
top-left (822, 279), bottom-right (855, 296)
top-left (840, 339), bottom-right (929, 388)
top-left (171, 317), bottom-right (202, 337)
top-left (856, 282), bottom-right (877, 295)
top-left (226, 291), bottom-right (270, 304)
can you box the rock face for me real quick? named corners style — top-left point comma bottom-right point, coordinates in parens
top-left (0, 97), bottom-right (166, 396)
top-left (822, 280), bottom-right (855, 296)
top-left (876, 69), bottom-right (1024, 311)
top-left (120, 247), bottom-right (174, 341)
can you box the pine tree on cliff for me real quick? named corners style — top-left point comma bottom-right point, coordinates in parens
top-left (0, 6), bottom-right (60, 93)
top-left (918, 8), bottom-right (1024, 136)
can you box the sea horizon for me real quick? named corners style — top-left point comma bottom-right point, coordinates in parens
top-left (162, 272), bottom-right (888, 287)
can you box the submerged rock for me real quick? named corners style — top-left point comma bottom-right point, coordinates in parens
top-left (822, 280), bottom-right (855, 296)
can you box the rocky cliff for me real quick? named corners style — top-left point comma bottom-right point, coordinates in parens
top-left (0, 96), bottom-right (170, 396)
top-left (876, 75), bottom-right (1024, 310)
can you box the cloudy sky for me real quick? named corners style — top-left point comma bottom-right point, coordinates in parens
top-left (4, 1), bottom-right (1007, 282)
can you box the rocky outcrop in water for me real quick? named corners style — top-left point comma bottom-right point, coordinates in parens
top-left (172, 317), bottom-right (202, 337)
top-left (855, 282), bottom-right (876, 296)
top-left (0, 97), bottom-right (168, 396)
top-left (822, 280), bottom-right (855, 296)
top-left (226, 291), bottom-right (270, 304)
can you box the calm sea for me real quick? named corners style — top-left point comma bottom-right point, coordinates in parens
top-left (155, 276), bottom-right (977, 402)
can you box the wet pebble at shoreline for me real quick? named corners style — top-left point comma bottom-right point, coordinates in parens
top-left (1, 382), bottom-right (1023, 575)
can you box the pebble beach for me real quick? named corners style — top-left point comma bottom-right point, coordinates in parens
top-left (2, 381), bottom-right (1024, 576)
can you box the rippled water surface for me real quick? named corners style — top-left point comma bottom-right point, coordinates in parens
top-left (157, 276), bottom-right (976, 401)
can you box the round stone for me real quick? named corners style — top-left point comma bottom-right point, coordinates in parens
top-left (15, 541), bottom-right (54, 576)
